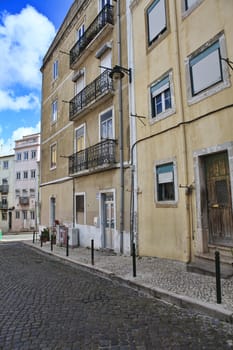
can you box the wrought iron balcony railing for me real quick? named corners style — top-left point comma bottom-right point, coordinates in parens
top-left (69, 69), bottom-right (113, 120)
top-left (69, 139), bottom-right (116, 175)
top-left (0, 201), bottom-right (8, 209)
top-left (19, 196), bottom-right (29, 205)
top-left (0, 184), bottom-right (9, 193)
top-left (70, 4), bottom-right (114, 67)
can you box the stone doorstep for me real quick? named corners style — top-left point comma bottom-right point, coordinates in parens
top-left (187, 254), bottom-right (233, 279)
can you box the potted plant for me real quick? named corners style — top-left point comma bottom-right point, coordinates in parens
top-left (41, 228), bottom-right (50, 242)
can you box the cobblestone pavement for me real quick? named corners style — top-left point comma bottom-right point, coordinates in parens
top-left (0, 243), bottom-right (233, 350)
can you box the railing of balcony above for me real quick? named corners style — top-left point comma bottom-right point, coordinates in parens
top-left (0, 184), bottom-right (9, 193)
top-left (69, 139), bottom-right (116, 175)
top-left (19, 197), bottom-right (29, 205)
top-left (70, 4), bottom-right (114, 68)
top-left (69, 69), bottom-right (113, 120)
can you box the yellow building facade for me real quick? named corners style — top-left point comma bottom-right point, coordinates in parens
top-left (130, 0), bottom-right (233, 263)
top-left (40, 0), bottom-right (132, 253)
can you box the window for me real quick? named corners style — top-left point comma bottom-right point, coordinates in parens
top-left (2, 197), bottom-right (7, 206)
top-left (150, 73), bottom-right (174, 120)
top-left (75, 125), bottom-right (85, 152)
top-left (23, 171), bottom-right (28, 179)
top-left (23, 211), bottom-right (27, 220)
top-left (16, 153), bottom-right (21, 161)
top-left (16, 172), bottom-right (21, 180)
top-left (147, 0), bottom-right (167, 46)
top-left (50, 143), bottom-right (57, 169)
top-left (100, 109), bottom-right (113, 139)
top-left (15, 189), bottom-right (20, 197)
top-left (77, 23), bottom-right (84, 41)
top-left (75, 75), bottom-right (85, 96)
top-left (51, 100), bottom-right (58, 123)
top-left (24, 151), bottom-right (28, 160)
top-left (31, 150), bottom-right (37, 159)
top-left (30, 189), bottom-right (35, 197)
top-left (76, 194), bottom-right (85, 224)
top-left (3, 161), bottom-right (8, 169)
top-left (53, 60), bottom-right (58, 80)
top-left (15, 211), bottom-right (20, 219)
top-left (187, 34), bottom-right (229, 103)
top-left (2, 212), bottom-right (7, 221)
top-left (2, 178), bottom-right (8, 184)
top-left (22, 189), bottom-right (28, 195)
top-left (184, 0), bottom-right (197, 10)
top-left (155, 162), bottom-right (176, 202)
top-left (30, 211), bottom-right (35, 220)
top-left (31, 170), bottom-right (36, 178)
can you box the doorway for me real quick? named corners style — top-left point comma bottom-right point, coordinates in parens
top-left (101, 192), bottom-right (115, 249)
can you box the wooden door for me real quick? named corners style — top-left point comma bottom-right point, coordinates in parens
top-left (205, 152), bottom-right (233, 246)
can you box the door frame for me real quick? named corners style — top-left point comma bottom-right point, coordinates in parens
top-left (99, 189), bottom-right (116, 249)
top-left (193, 142), bottom-right (233, 254)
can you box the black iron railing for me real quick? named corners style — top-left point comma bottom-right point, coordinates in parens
top-left (69, 69), bottom-right (113, 120)
top-left (0, 184), bottom-right (9, 193)
top-left (70, 4), bottom-right (114, 67)
top-left (69, 139), bottom-right (116, 175)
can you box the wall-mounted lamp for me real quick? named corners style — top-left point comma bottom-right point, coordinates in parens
top-left (109, 65), bottom-right (132, 83)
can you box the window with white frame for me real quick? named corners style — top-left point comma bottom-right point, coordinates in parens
top-left (23, 210), bottom-right (27, 220)
top-left (50, 143), bottom-right (57, 169)
top-left (75, 75), bottom-right (85, 96)
top-left (75, 125), bottom-right (85, 153)
top-left (76, 194), bottom-right (85, 224)
top-left (23, 171), bottom-right (28, 179)
top-left (100, 109), bottom-right (113, 139)
top-left (15, 211), bottom-right (20, 219)
top-left (3, 161), bottom-right (8, 169)
top-left (16, 172), bottom-right (21, 180)
top-left (31, 169), bottom-right (36, 178)
top-left (15, 189), bottom-right (20, 197)
top-left (184, 0), bottom-right (197, 10)
top-left (30, 189), bottom-right (35, 197)
top-left (53, 59), bottom-right (58, 80)
top-left (24, 151), bottom-right (28, 160)
top-left (155, 162), bottom-right (177, 202)
top-left (31, 150), bottom-right (37, 159)
top-left (147, 0), bottom-right (167, 46)
top-left (16, 152), bottom-right (21, 161)
top-left (187, 34), bottom-right (229, 102)
top-left (77, 23), bottom-right (84, 41)
top-left (51, 100), bottom-right (58, 123)
top-left (30, 211), bottom-right (35, 220)
top-left (150, 74), bottom-right (174, 120)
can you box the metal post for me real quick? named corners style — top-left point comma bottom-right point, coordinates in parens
top-left (51, 233), bottom-right (53, 251)
top-left (132, 242), bottom-right (136, 277)
top-left (215, 251), bottom-right (222, 304)
top-left (91, 239), bottom-right (94, 265)
top-left (66, 235), bottom-right (69, 257)
top-left (33, 231), bottom-right (35, 244)
top-left (40, 234), bottom-right (43, 247)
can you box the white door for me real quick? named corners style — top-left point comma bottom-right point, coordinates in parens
top-left (102, 192), bottom-right (114, 249)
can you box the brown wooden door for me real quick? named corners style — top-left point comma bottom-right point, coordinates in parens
top-left (205, 151), bottom-right (233, 246)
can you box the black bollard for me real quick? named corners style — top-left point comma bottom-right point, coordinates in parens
top-left (132, 242), bottom-right (136, 277)
top-left (66, 235), bottom-right (69, 257)
top-left (51, 234), bottom-right (53, 251)
top-left (40, 234), bottom-right (43, 247)
top-left (91, 239), bottom-right (94, 265)
top-left (33, 231), bottom-right (35, 244)
top-left (215, 251), bottom-right (222, 304)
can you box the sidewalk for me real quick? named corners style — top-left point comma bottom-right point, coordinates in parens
top-left (24, 239), bottom-right (233, 324)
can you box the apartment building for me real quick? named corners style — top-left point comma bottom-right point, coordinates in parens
top-left (130, 0), bottom-right (233, 264)
top-left (40, 0), bottom-right (132, 253)
top-left (12, 133), bottom-right (40, 232)
top-left (0, 154), bottom-right (15, 232)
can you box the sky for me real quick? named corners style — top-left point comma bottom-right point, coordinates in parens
top-left (0, 0), bottom-right (74, 156)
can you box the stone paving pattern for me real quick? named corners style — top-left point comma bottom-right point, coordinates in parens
top-left (0, 243), bottom-right (233, 349)
top-left (29, 240), bottom-right (233, 313)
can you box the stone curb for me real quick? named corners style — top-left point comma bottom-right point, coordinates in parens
top-left (24, 242), bottom-right (233, 325)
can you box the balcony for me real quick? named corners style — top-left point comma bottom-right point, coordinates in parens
top-left (0, 184), bottom-right (9, 193)
top-left (69, 139), bottom-right (116, 175)
top-left (19, 197), bottom-right (29, 205)
top-left (0, 201), bottom-right (8, 210)
top-left (70, 4), bottom-right (114, 69)
top-left (69, 70), bottom-right (113, 121)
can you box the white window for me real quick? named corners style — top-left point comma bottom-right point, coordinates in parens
top-left (31, 170), bottom-right (36, 178)
top-left (75, 75), bottom-right (85, 96)
top-left (50, 143), bottom-right (57, 169)
top-left (100, 50), bottom-right (112, 74)
top-left (155, 162), bottom-right (177, 203)
top-left (77, 23), bottom-right (84, 41)
top-left (53, 60), bottom-right (58, 80)
top-left (15, 189), bottom-right (20, 197)
top-left (23, 171), bottom-right (28, 179)
top-left (100, 109), bottom-right (113, 139)
top-left (31, 150), bottom-right (37, 159)
top-left (24, 151), bottom-right (28, 160)
top-left (3, 161), bottom-right (8, 169)
top-left (51, 100), bottom-right (58, 123)
top-left (99, 0), bottom-right (111, 11)
top-left (16, 153), bottom-right (21, 161)
top-left (150, 72), bottom-right (174, 121)
top-left (187, 34), bottom-right (230, 103)
top-left (15, 211), bottom-right (20, 219)
top-left (147, 0), bottom-right (167, 46)
top-left (30, 189), bottom-right (35, 197)
top-left (23, 211), bottom-right (27, 220)
top-left (30, 211), bottom-right (35, 220)
top-left (75, 125), bottom-right (85, 153)
top-left (16, 172), bottom-right (21, 180)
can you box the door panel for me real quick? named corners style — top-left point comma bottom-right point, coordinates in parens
top-left (205, 152), bottom-right (233, 246)
top-left (103, 193), bottom-right (114, 249)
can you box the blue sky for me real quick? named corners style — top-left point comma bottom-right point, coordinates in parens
top-left (0, 0), bottom-right (74, 155)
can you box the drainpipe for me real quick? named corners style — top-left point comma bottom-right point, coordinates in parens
top-left (174, 1), bottom-right (191, 263)
top-left (116, 0), bottom-right (124, 253)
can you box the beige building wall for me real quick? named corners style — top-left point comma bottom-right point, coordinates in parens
top-left (131, 0), bottom-right (233, 261)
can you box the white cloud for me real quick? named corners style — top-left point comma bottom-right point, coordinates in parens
top-left (0, 122), bottom-right (41, 156)
top-left (0, 90), bottom-right (40, 111)
top-left (0, 5), bottom-right (55, 90)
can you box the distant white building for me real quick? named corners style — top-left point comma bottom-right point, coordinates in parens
top-left (0, 154), bottom-right (15, 233)
top-left (12, 133), bottom-right (40, 232)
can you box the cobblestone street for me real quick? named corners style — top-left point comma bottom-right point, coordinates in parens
top-left (0, 243), bottom-right (232, 350)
